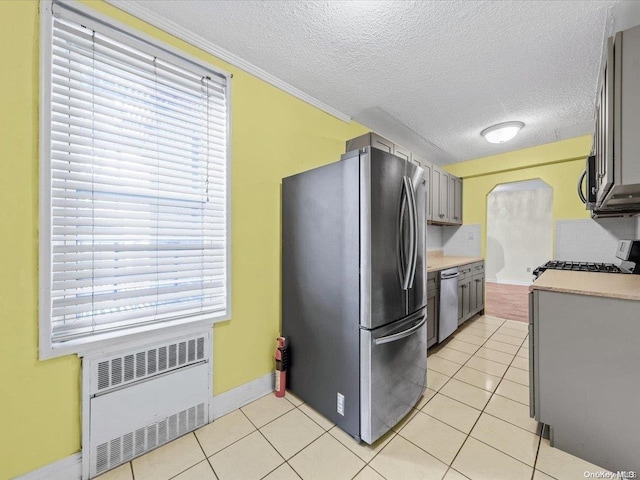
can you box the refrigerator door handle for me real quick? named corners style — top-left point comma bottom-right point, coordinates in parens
top-left (405, 177), bottom-right (418, 289)
top-left (398, 178), bottom-right (410, 290)
top-left (374, 316), bottom-right (426, 345)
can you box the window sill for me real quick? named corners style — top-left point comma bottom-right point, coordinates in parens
top-left (39, 315), bottom-right (229, 361)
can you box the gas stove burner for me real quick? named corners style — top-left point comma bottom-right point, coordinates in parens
top-left (533, 260), bottom-right (624, 279)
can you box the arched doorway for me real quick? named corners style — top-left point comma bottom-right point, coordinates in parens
top-left (485, 179), bottom-right (553, 321)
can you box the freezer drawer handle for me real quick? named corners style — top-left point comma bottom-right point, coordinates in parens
top-left (374, 317), bottom-right (426, 345)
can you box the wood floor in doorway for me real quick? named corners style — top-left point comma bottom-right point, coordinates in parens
top-left (485, 282), bottom-right (530, 322)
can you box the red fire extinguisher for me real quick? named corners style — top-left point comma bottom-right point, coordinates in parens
top-left (275, 337), bottom-right (288, 397)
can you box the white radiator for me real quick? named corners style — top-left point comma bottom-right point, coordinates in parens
top-left (82, 332), bottom-right (212, 479)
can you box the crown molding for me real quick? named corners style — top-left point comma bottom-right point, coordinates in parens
top-left (105, 0), bottom-right (351, 123)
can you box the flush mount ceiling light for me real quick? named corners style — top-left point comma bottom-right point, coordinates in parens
top-left (481, 121), bottom-right (525, 144)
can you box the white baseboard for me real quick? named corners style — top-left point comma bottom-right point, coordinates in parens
top-left (15, 452), bottom-right (82, 480)
top-left (211, 372), bottom-right (274, 420)
top-left (17, 373), bottom-right (274, 479)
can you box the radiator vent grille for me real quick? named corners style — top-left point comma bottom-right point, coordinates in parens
top-left (94, 402), bottom-right (206, 476)
top-left (94, 336), bottom-right (206, 394)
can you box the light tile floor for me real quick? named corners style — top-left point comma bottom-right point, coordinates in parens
top-left (96, 315), bottom-right (614, 480)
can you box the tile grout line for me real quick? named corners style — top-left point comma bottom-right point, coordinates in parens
top-left (193, 396), bottom-right (297, 479)
top-left (274, 395), bottom-right (371, 480)
top-left (195, 412), bottom-right (258, 462)
top-left (255, 424), bottom-right (320, 480)
top-left (439, 316), bottom-right (546, 475)
top-left (162, 434), bottom-right (212, 480)
top-left (192, 429), bottom-right (208, 458)
top-left (238, 318), bottom-right (529, 479)
top-left (118, 315), bottom-right (534, 480)
top-left (236, 405), bottom-right (292, 478)
top-left (380, 432), bottom-right (450, 477)
top-left (381, 317), bottom-right (505, 476)
top-left (530, 435), bottom-right (544, 480)
top-left (238, 397), bottom-right (328, 480)
top-left (358, 432), bottom-right (400, 480)
top-left (243, 395), bottom-right (298, 430)
top-left (430, 390), bottom-right (532, 435)
top-left (429, 318), bottom-right (532, 417)
top-left (366, 461), bottom-right (391, 480)
top-left (275, 395), bottom-right (342, 479)
top-left (190, 431), bottom-right (219, 480)
top-left (451, 324), bottom-right (542, 471)
top-left (289, 396), bottom-right (337, 432)
top-left (464, 432), bottom-right (541, 471)
top-left (322, 317), bottom-right (528, 477)
top-left (349, 464), bottom-right (369, 480)
top-left (205, 457), bottom-right (220, 480)
top-left (287, 430), bottom-right (365, 480)
top-left (427, 317), bottom-right (510, 474)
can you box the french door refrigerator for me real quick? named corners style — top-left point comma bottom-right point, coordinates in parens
top-left (282, 146), bottom-right (427, 444)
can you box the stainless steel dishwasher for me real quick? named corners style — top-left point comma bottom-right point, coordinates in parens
top-left (438, 267), bottom-right (459, 342)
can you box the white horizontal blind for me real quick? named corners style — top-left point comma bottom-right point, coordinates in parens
top-left (46, 8), bottom-right (228, 343)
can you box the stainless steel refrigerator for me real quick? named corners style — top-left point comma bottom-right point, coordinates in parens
top-left (282, 146), bottom-right (427, 444)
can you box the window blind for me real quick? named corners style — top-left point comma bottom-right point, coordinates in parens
top-left (46, 9), bottom-right (229, 343)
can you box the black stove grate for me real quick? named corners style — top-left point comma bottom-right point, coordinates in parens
top-left (533, 261), bottom-right (623, 279)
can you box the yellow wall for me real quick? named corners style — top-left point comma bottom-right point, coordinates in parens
top-left (0, 1), bottom-right (367, 477)
top-left (444, 136), bottom-right (593, 257)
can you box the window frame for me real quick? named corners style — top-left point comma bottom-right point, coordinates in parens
top-left (39, 0), bottom-right (232, 360)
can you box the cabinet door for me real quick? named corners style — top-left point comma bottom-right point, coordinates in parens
top-left (432, 166), bottom-right (449, 223)
top-left (440, 169), bottom-right (450, 223)
top-left (464, 278), bottom-right (472, 320)
top-left (457, 280), bottom-right (464, 326)
top-left (346, 132), bottom-right (394, 154)
top-left (371, 133), bottom-right (394, 154)
top-left (426, 288), bottom-right (439, 348)
top-left (414, 154), bottom-right (432, 222)
top-left (529, 292), bottom-right (536, 419)
top-left (393, 144), bottom-right (411, 162)
top-left (474, 275), bottom-right (485, 313)
top-left (449, 176), bottom-right (462, 225)
top-left (431, 167), bottom-right (441, 223)
top-left (596, 37), bottom-right (614, 204)
top-left (426, 272), bottom-right (438, 293)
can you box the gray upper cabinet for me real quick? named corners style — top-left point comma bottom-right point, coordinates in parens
top-left (594, 36), bottom-right (614, 206)
top-left (393, 144), bottom-right (411, 162)
top-left (592, 24), bottom-right (640, 215)
top-left (345, 132), bottom-right (463, 225)
top-left (346, 132), bottom-right (393, 154)
top-left (432, 166), bottom-right (450, 223)
top-left (449, 175), bottom-right (463, 225)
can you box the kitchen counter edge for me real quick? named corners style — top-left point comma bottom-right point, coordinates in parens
top-left (427, 256), bottom-right (484, 273)
top-left (530, 269), bottom-right (640, 301)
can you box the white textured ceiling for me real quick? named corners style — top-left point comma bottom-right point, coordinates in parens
top-left (108, 0), bottom-right (640, 164)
